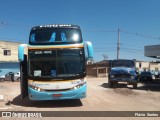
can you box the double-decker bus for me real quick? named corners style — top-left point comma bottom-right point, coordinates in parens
top-left (18, 24), bottom-right (93, 100)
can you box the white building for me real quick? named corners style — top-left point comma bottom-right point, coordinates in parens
top-left (0, 40), bottom-right (21, 62)
top-left (136, 60), bottom-right (160, 72)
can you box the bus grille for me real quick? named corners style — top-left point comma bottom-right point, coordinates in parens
top-left (44, 88), bottom-right (72, 92)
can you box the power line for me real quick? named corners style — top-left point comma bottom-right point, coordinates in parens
top-left (92, 42), bottom-right (117, 45)
top-left (83, 30), bottom-right (117, 33)
top-left (121, 48), bottom-right (144, 54)
top-left (121, 46), bottom-right (143, 52)
top-left (121, 29), bottom-right (160, 40)
top-left (94, 46), bottom-right (116, 49)
top-left (84, 28), bottom-right (160, 40)
top-left (85, 28), bottom-right (159, 59)
top-left (121, 50), bottom-right (144, 55)
top-left (121, 43), bottom-right (143, 48)
top-left (94, 47), bottom-right (116, 49)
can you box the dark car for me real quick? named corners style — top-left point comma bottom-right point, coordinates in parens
top-left (139, 71), bottom-right (155, 82)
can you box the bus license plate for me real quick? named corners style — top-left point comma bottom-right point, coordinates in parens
top-left (53, 94), bottom-right (62, 97)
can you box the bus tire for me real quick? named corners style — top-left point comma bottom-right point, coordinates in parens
top-left (108, 79), bottom-right (113, 88)
top-left (133, 83), bottom-right (137, 89)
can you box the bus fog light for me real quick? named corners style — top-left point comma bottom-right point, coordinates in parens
top-left (73, 82), bottom-right (86, 90)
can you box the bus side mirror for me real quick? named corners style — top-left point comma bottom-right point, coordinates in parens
top-left (18, 44), bottom-right (28, 61)
top-left (86, 41), bottom-right (93, 59)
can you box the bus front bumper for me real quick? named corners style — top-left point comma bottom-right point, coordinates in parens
top-left (28, 85), bottom-right (86, 101)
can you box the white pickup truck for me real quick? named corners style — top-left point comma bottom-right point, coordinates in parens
top-left (0, 72), bottom-right (20, 82)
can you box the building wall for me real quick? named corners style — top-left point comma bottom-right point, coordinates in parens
top-left (0, 41), bottom-right (21, 62)
top-left (86, 61), bottom-right (109, 77)
top-left (136, 61), bottom-right (149, 71)
top-left (150, 63), bottom-right (160, 72)
top-left (136, 61), bottom-right (160, 72)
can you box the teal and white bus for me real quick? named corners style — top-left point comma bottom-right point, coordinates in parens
top-left (18, 24), bottom-right (93, 100)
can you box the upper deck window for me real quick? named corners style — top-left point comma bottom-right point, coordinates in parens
top-left (29, 28), bottom-right (82, 45)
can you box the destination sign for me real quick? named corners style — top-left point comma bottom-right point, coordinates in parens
top-left (34, 50), bottom-right (52, 55)
top-left (40, 24), bottom-right (72, 28)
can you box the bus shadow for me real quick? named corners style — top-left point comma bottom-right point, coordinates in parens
top-left (10, 95), bottom-right (83, 108)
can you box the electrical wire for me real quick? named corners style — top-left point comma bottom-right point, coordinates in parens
top-left (83, 30), bottom-right (117, 33)
top-left (121, 48), bottom-right (144, 54)
top-left (120, 29), bottom-right (160, 40)
top-left (121, 47), bottom-right (143, 52)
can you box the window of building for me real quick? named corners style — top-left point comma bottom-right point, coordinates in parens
top-left (4, 50), bottom-right (11, 56)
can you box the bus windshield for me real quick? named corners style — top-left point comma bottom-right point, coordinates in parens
top-left (112, 60), bottom-right (135, 68)
top-left (28, 49), bottom-right (85, 79)
top-left (29, 28), bottom-right (82, 44)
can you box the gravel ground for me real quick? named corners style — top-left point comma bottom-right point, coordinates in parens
top-left (0, 77), bottom-right (160, 120)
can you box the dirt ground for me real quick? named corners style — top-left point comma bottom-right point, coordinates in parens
top-left (0, 77), bottom-right (160, 120)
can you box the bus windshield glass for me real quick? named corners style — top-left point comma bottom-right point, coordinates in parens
top-left (112, 60), bottom-right (135, 68)
top-left (28, 49), bottom-right (85, 79)
top-left (29, 28), bottom-right (82, 44)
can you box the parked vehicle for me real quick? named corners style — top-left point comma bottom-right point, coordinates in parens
top-left (108, 59), bottom-right (138, 89)
top-left (0, 72), bottom-right (20, 82)
top-left (154, 71), bottom-right (160, 79)
top-left (139, 71), bottom-right (154, 82)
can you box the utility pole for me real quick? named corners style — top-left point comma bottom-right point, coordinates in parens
top-left (117, 28), bottom-right (120, 59)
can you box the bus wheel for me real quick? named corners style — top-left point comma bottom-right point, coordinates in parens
top-left (133, 83), bottom-right (137, 89)
top-left (108, 79), bottom-right (113, 88)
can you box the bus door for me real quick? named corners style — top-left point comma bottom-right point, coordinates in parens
top-left (20, 54), bottom-right (28, 99)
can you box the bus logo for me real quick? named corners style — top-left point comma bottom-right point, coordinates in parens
top-left (51, 70), bottom-right (56, 76)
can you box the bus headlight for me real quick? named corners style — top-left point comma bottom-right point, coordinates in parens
top-left (29, 85), bottom-right (45, 92)
top-left (73, 82), bottom-right (86, 90)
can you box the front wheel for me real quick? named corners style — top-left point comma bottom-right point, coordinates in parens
top-left (133, 83), bottom-right (137, 89)
top-left (108, 79), bottom-right (113, 88)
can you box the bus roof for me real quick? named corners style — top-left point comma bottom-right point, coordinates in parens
top-left (31, 24), bottom-right (80, 30)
